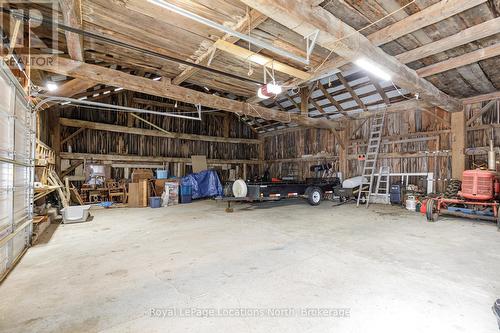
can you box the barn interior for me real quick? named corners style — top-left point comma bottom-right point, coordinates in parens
top-left (1, 0), bottom-right (500, 332)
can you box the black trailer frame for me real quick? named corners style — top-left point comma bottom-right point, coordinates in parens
top-left (216, 178), bottom-right (341, 212)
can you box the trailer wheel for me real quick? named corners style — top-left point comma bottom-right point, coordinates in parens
top-left (306, 186), bottom-right (322, 206)
top-left (426, 198), bottom-right (436, 222)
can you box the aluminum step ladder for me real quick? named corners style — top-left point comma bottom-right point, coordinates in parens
top-left (373, 166), bottom-right (390, 203)
top-left (357, 109), bottom-right (387, 207)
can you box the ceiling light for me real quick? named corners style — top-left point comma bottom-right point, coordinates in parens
top-left (257, 83), bottom-right (282, 99)
top-left (203, 86), bottom-right (210, 92)
top-left (60, 101), bottom-right (70, 105)
top-left (78, 96), bottom-right (87, 100)
top-left (174, 101), bottom-right (178, 108)
top-left (114, 87), bottom-right (124, 92)
top-left (354, 58), bottom-right (391, 81)
top-left (46, 82), bottom-right (58, 92)
top-left (153, 76), bottom-right (162, 81)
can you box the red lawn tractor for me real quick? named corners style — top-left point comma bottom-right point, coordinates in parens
top-left (426, 168), bottom-right (500, 229)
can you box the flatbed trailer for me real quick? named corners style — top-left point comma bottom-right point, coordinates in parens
top-left (215, 178), bottom-right (341, 212)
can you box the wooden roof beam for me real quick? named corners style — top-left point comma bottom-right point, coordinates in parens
top-left (368, 0), bottom-right (486, 46)
top-left (367, 75), bottom-right (390, 105)
top-left (37, 57), bottom-right (338, 130)
top-left (417, 43), bottom-right (500, 77)
top-left (214, 40), bottom-right (311, 80)
top-left (336, 73), bottom-right (366, 111)
top-left (462, 91), bottom-right (500, 104)
top-left (59, 0), bottom-right (84, 61)
top-left (59, 118), bottom-right (262, 144)
top-left (240, 0), bottom-right (462, 112)
top-left (317, 84), bottom-right (352, 119)
top-left (172, 9), bottom-right (267, 85)
top-left (396, 17), bottom-right (500, 64)
top-left (305, 0), bottom-right (488, 84)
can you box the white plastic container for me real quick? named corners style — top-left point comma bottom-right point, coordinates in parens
top-left (61, 205), bottom-right (91, 224)
top-left (405, 196), bottom-right (416, 211)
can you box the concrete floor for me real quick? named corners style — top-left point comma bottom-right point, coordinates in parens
top-left (1, 200), bottom-right (499, 332)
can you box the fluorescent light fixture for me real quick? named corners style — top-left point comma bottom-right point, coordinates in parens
top-left (46, 82), bottom-right (58, 92)
top-left (60, 101), bottom-right (70, 105)
top-left (203, 86), bottom-right (210, 92)
top-left (78, 96), bottom-right (87, 101)
top-left (103, 90), bottom-right (111, 95)
top-left (92, 93), bottom-right (100, 97)
top-left (152, 76), bottom-right (162, 81)
top-left (354, 58), bottom-right (391, 81)
top-left (114, 87), bottom-right (124, 92)
top-left (147, 0), bottom-right (309, 65)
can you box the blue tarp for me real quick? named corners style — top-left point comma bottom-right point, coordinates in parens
top-left (181, 170), bottom-right (223, 199)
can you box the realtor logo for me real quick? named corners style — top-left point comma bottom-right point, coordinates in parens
top-left (1, 0), bottom-right (59, 69)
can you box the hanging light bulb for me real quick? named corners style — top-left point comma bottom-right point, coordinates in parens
top-left (46, 81), bottom-right (58, 92)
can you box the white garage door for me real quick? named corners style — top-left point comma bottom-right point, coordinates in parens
top-left (0, 61), bottom-right (35, 280)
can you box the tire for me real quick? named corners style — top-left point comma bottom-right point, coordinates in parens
top-left (306, 186), bottom-right (323, 206)
top-left (426, 198), bottom-right (436, 222)
top-left (444, 179), bottom-right (462, 198)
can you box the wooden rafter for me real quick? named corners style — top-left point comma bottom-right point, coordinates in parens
top-left (285, 94), bottom-right (301, 111)
top-left (336, 73), bottom-right (366, 110)
top-left (462, 91), bottom-right (500, 104)
top-left (396, 17), bottom-right (500, 64)
top-left (417, 43), bottom-right (500, 77)
top-left (240, 0), bottom-right (462, 112)
top-left (304, 0), bottom-right (487, 85)
top-left (317, 84), bottom-right (352, 119)
top-left (38, 57), bottom-right (338, 129)
top-left (172, 9), bottom-right (267, 85)
top-left (60, 118), bottom-right (262, 144)
top-left (214, 40), bottom-right (310, 80)
top-left (368, 0), bottom-right (486, 46)
top-left (367, 75), bottom-right (390, 105)
top-left (59, 0), bottom-right (84, 61)
top-left (310, 99), bottom-right (325, 114)
top-left (300, 87), bottom-right (310, 116)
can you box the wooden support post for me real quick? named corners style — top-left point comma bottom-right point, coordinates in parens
top-left (451, 108), bottom-right (466, 179)
top-left (339, 120), bottom-right (349, 180)
top-left (50, 109), bottom-right (61, 174)
top-left (300, 87), bottom-right (309, 117)
top-left (258, 138), bottom-right (265, 176)
top-left (223, 114), bottom-right (230, 138)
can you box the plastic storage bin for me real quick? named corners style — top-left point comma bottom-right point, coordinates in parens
top-left (149, 196), bottom-right (162, 208)
top-left (156, 169), bottom-right (169, 179)
top-left (61, 205), bottom-right (91, 224)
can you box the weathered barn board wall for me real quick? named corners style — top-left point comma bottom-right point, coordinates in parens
top-left (465, 96), bottom-right (500, 169)
top-left (262, 106), bottom-right (453, 192)
top-left (58, 92), bottom-right (260, 180)
top-left (263, 128), bottom-right (339, 179)
top-left (349, 106), bottom-right (451, 192)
